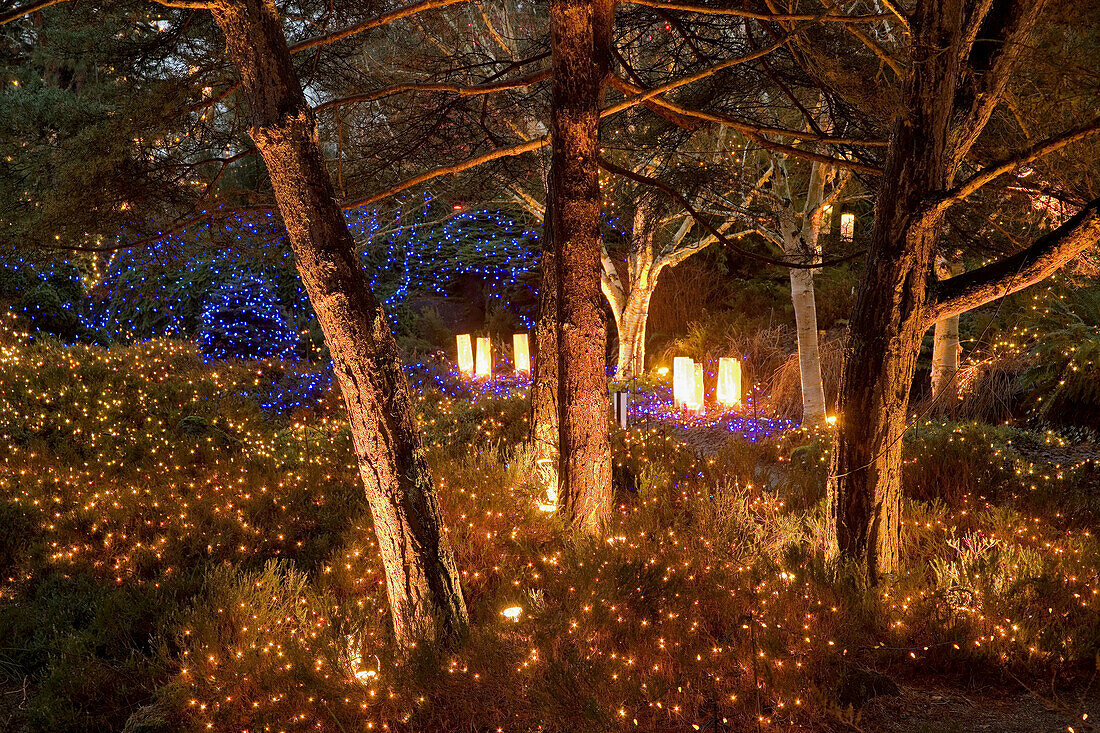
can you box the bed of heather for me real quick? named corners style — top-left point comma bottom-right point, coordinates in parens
top-left (1, 318), bottom-right (1098, 733)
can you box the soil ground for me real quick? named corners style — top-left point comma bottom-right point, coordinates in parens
top-left (860, 681), bottom-right (1098, 732)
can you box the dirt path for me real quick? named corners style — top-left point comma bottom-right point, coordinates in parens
top-left (860, 682), bottom-right (1097, 733)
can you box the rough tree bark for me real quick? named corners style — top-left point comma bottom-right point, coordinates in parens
top-left (930, 256), bottom-right (964, 403)
top-left (826, 0), bottom-right (1096, 581)
top-left (549, 0), bottom-right (614, 533)
top-left (210, 0), bottom-right (467, 646)
top-left (531, 187), bottom-right (559, 498)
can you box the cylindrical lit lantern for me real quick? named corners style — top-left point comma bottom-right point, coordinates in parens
top-left (673, 356), bottom-right (695, 407)
top-left (475, 336), bottom-right (492, 379)
top-left (840, 212), bottom-right (855, 242)
top-left (513, 333), bottom-right (530, 373)
top-left (693, 362), bottom-right (704, 412)
top-left (456, 334), bottom-right (474, 374)
top-left (717, 357), bottom-right (741, 407)
top-left (821, 204), bottom-right (833, 234)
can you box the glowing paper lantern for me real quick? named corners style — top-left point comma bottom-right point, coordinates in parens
top-left (693, 362), bottom-right (704, 412)
top-left (456, 334), bottom-right (474, 374)
top-left (475, 336), bottom-right (492, 379)
top-left (840, 212), bottom-right (855, 242)
top-left (673, 356), bottom-right (695, 407)
top-left (513, 333), bottom-right (530, 373)
top-left (717, 357), bottom-right (742, 407)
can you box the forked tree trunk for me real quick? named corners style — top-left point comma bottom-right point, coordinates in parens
top-left (931, 257), bottom-right (964, 403)
top-left (608, 195), bottom-right (657, 381)
top-left (826, 0), bottom-right (1068, 583)
top-left (549, 0), bottom-right (613, 533)
top-left (531, 197), bottom-right (559, 496)
top-left (826, 0), bottom-right (962, 581)
top-left (210, 0), bottom-right (466, 646)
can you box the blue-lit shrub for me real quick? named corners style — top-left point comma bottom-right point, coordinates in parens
top-left (198, 276), bottom-right (298, 361)
top-left (0, 256), bottom-right (94, 341)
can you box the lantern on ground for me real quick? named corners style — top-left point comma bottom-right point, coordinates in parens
top-left (717, 357), bottom-right (741, 407)
top-left (475, 336), bottom-right (492, 379)
top-left (673, 357), bottom-right (695, 407)
top-left (513, 333), bottom-right (530, 373)
top-left (693, 362), bottom-right (704, 412)
top-left (456, 334), bottom-right (474, 374)
top-left (840, 212), bottom-right (855, 242)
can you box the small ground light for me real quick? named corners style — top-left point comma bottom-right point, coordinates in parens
top-left (501, 606), bottom-right (522, 621)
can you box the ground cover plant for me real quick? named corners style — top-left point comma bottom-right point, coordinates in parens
top-left (1, 316), bottom-right (1098, 732)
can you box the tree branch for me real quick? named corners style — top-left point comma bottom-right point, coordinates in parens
top-left (622, 0), bottom-right (891, 23)
top-left (938, 116), bottom-right (1100, 208)
top-left (606, 74), bottom-right (702, 131)
top-left (289, 0), bottom-right (470, 54)
top-left (599, 157), bottom-right (865, 270)
top-left (602, 25), bottom-right (811, 118)
top-left (0, 0), bottom-right (68, 25)
top-left (610, 74), bottom-right (885, 149)
top-left (926, 197), bottom-right (1100, 325)
top-left (947, 0), bottom-right (1045, 164)
top-left (343, 137), bottom-right (548, 209)
top-left (842, 21), bottom-right (903, 77)
top-left (876, 0), bottom-right (910, 32)
top-left (152, 0), bottom-right (214, 8)
top-left (313, 68), bottom-right (551, 114)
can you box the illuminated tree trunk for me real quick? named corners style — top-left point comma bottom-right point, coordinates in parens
top-left (531, 199), bottom-right (559, 496)
top-left (615, 284), bottom-right (654, 379)
top-left (607, 199), bottom-right (657, 381)
top-left (826, 0), bottom-right (964, 581)
top-left (210, 0), bottom-right (466, 646)
top-left (827, 0), bottom-right (1051, 581)
top-left (931, 257), bottom-right (964, 403)
top-left (549, 0), bottom-right (613, 533)
top-left (788, 264), bottom-right (826, 427)
top-left (781, 162), bottom-right (829, 428)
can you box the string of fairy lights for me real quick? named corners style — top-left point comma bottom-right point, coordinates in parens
top-left (2, 197), bottom-right (541, 345)
top-left (1, 308), bottom-right (1097, 730)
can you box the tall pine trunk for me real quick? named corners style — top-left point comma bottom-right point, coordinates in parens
top-left (549, 0), bottom-right (613, 533)
top-left (531, 196), bottom-right (560, 497)
top-left (210, 0), bottom-right (467, 646)
top-left (828, 0), bottom-right (1095, 582)
top-left (826, 0), bottom-right (963, 581)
